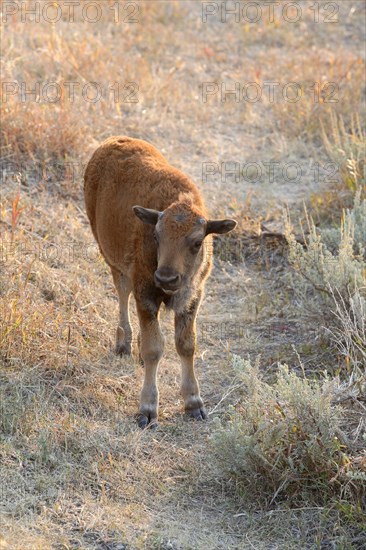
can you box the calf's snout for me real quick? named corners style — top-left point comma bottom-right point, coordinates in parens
top-left (154, 268), bottom-right (181, 291)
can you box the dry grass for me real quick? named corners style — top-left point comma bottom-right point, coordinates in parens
top-left (1, 1), bottom-right (366, 548)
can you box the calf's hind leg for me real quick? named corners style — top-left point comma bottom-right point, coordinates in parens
top-left (111, 267), bottom-right (133, 355)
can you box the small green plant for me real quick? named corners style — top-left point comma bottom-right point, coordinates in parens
top-left (211, 357), bottom-right (366, 509)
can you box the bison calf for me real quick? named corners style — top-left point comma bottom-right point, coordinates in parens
top-left (84, 136), bottom-right (236, 428)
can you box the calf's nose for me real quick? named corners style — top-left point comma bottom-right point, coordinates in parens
top-left (154, 270), bottom-right (181, 289)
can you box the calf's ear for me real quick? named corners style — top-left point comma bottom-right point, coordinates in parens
top-left (206, 218), bottom-right (237, 235)
top-left (133, 206), bottom-right (161, 225)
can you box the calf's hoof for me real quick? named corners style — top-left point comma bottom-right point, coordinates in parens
top-left (115, 343), bottom-right (131, 356)
top-left (185, 407), bottom-right (207, 421)
top-left (137, 413), bottom-right (158, 430)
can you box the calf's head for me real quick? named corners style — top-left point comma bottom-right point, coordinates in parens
top-left (133, 200), bottom-right (236, 295)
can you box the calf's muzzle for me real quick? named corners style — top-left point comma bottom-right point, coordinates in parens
top-left (154, 268), bottom-right (182, 293)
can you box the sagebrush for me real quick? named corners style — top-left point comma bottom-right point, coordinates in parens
top-left (211, 356), bottom-right (366, 510)
top-left (284, 192), bottom-right (366, 367)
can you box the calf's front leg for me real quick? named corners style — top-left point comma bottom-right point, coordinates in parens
top-left (136, 302), bottom-right (164, 428)
top-left (175, 301), bottom-right (206, 421)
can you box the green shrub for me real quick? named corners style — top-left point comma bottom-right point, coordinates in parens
top-left (284, 194), bottom-right (366, 367)
top-left (321, 113), bottom-right (365, 192)
top-left (321, 190), bottom-right (366, 258)
top-left (211, 357), bottom-right (366, 508)
top-left (326, 287), bottom-right (366, 372)
top-left (285, 198), bottom-right (365, 309)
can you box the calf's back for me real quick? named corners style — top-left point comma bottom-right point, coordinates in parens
top-left (84, 136), bottom-right (206, 275)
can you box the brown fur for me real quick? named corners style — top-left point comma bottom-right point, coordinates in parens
top-left (84, 136), bottom-right (236, 427)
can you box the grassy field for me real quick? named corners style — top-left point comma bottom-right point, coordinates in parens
top-left (1, 1), bottom-right (365, 548)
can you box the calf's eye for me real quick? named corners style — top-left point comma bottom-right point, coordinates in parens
top-left (194, 240), bottom-right (202, 250)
